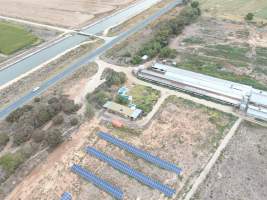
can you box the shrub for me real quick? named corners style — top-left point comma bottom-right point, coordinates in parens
top-left (131, 55), bottom-right (142, 65)
top-left (52, 115), bottom-right (64, 125)
top-left (123, 51), bottom-right (131, 57)
top-left (245, 13), bottom-right (254, 21)
top-left (159, 47), bottom-right (177, 58)
top-left (34, 97), bottom-right (41, 103)
top-left (48, 97), bottom-right (59, 104)
top-left (0, 132), bottom-right (9, 147)
top-left (70, 117), bottom-right (79, 126)
top-left (191, 1), bottom-right (199, 8)
top-left (85, 103), bottom-right (95, 119)
top-left (46, 129), bottom-right (63, 148)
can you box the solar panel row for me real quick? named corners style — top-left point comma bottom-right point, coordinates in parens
top-left (86, 147), bottom-right (176, 197)
top-left (71, 164), bottom-right (123, 200)
top-left (98, 131), bottom-right (182, 174)
top-left (60, 192), bottom-right (72, 200)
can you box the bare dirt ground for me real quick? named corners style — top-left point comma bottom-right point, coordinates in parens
top-left (5, 95), bottom-right (236, 200)
top-left (193, 121), bottom-right (267, 200)
top-left (0, 0), bottom-right (137, 28)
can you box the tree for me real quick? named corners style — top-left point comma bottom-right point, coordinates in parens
top-left (105, 70), bottom-right (127, 86)
top-left (191, 1), bottom-right (199, 8)
top-left (13, 124), bottom-right (34, 145)
top-left (115, 95), bottom-right (129, 105)
top-left (33, 105), bottom-right (52, 128)
top-left (91, 91), bottom-right (111, 107)
top-left (52, 115), bottom-right (64, 125)
top-left (61, 99), bottom-right (79, 114)
top-left (245, 13), bottom-right (254, 21)
top-left (46, 129), bottom-right (63, 148)
top-left (6, 108), bottom-right (25, 123)
top-left (131, 55), bottom-right (142, 65)
top-left (32, 130), bottom-right (45, 143)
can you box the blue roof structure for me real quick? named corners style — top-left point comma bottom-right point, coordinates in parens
top-left (71, 164), bottom-right (123, 200)
top-left (97, 131), bottom-right (182, 174)
top-left (60, 192), bottom-right (72, 200)
top-left (86, 147), bottom-right (176, 197)
top-left (118, 86), bottom-right (129, 96)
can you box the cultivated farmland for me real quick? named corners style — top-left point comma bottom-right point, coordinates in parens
top-left (0, 0), bottom-right (137, 28)
top-left (0, 21), bottom-right (39, 55)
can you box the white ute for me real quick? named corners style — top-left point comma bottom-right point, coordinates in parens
top-left (32, 86), bottom-right (40, 92)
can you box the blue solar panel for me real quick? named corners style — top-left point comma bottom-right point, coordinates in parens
top-left (71, 164), bottom-right (123, 200)
top-left (98, 131), bottom-right (182, 174)
top-left (60, 192), bottom-right (72, 200)
top-left (86, 147), bottom-right (176, 197)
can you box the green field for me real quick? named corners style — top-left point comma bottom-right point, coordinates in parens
top-left (199, 0), bottom-right (267, 21)
top-left (129, 85), bottom-right (160, 115)
top-left (0, 21), bottom-right (39, 55)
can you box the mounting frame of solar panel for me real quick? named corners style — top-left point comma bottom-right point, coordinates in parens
top-left (97, 131), bottom-right (182, 174)
top-left (86, 147), bottom-right (175, 197)
top-left (71, 164), bottom-right (123, 200)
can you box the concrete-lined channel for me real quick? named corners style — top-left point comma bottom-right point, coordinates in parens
top-left (0, 0), bottom-right (164, 87)
top-left (0, 0), bottom-right (183, 119)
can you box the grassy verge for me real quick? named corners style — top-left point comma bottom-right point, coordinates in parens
top-left (0, 21), bottom-right (39, 55)
top-left (176, 53), bottom-right (267, 90)
top-left (0, 152), bottom-right (26, 176)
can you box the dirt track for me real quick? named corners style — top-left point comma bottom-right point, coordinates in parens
top-left (0, 0), bottom-right (136, 28)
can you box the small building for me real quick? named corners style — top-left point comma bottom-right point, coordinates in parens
top-left (103, 101), bottom-right (142, 120)
top-left (118, 86), bottom-right (129, 96)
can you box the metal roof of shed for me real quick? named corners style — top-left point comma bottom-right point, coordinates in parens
top-left (103, 101), bottom-right (142, 119)
top-left (152, 63), bottom-right (253, 100)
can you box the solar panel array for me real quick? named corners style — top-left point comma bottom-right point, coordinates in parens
top-left (98, 131), bottom-right (182, 174)
top-left (60, 192), bottom-right (72, 200)
top-left (86, 147), bottom-right (175, 197)
top-left (71, 164), bottom-right (123, 200)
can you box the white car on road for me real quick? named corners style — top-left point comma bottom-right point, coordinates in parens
top-left (32, 86), bottom-right (40, 92)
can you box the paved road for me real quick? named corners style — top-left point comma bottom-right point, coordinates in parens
top-left (0, 0), bottom-right (163, 87)
top-left (0, 0), bottom-right (183, 119)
